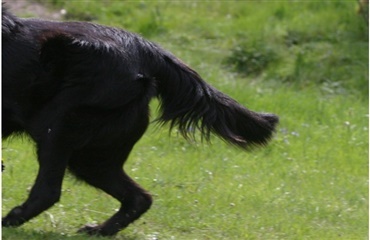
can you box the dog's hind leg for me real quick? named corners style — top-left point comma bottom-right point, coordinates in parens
top-left (69, 145), bottom-right (153, 236)
top-left (2, 126), bottom-right (70, 227)
top-left (67, 107), bottom-right (153, 236)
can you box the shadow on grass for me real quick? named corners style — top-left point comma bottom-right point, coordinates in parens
top-left (2, 227), bottom-right (139, 240)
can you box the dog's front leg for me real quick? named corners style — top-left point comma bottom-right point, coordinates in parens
top-left (2, 134), bottom-right (70, 227)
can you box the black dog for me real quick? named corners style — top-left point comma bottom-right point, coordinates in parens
top-left (2, 7), bottom-right (278, 236)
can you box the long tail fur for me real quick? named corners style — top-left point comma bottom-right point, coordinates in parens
top-left (151, 49), bottom-right (279, 149)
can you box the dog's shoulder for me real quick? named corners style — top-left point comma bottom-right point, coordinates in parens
top-left (2, 5), bottom-right (23, 37)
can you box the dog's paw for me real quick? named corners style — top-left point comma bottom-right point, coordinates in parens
top-left (2, 206), bottom-right (26, 227)
top-left (78, 223), bottom-right (105, 236)
top-left (78, 223), bottom-right (119, 236)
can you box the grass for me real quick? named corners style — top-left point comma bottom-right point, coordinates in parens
top-left (2, 1), bottom-right (368, 240)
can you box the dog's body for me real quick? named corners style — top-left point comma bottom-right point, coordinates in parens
top-left (2, 8), bottom-right (278, 236)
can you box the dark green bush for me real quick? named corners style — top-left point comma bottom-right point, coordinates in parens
top-left (225, 42), bottom-right (276, 76)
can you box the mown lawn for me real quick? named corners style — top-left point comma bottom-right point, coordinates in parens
top-left (2, 1), bottom-right (368, 240)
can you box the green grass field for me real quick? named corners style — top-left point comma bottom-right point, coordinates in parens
top-left (2, 1), bottom-right (368, 239)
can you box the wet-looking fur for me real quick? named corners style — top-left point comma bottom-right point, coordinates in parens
top-left (2, 7), bottom-right (278, 236)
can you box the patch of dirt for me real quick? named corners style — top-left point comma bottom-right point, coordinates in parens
top-left (3, 0), bottom-right (63, 20)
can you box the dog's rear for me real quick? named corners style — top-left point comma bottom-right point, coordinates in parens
top-left (2, 7), bottom-right (278, 236)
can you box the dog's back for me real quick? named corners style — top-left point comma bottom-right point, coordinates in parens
top-left (2, 7), bottom-right (159, 139)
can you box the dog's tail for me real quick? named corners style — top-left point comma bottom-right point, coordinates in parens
top-left (150, 48), bottom-right (278, 149)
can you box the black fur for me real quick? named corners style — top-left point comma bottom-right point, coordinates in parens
top-left (2, 7), bottom-right (278, 236)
